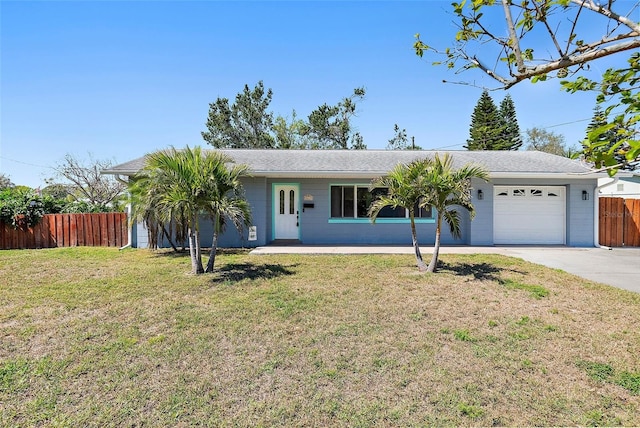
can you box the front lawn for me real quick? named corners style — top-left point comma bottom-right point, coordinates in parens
top-left (1, 247), bottom-right (639, 426)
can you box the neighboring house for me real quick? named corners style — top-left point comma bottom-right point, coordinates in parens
top-left (598, 175), bottom-right (640, 199)
top-left (103, 149), bottom-right (602, 248)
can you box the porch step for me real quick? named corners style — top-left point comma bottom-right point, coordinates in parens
top-left (271, 239), bottom-right (302, 246)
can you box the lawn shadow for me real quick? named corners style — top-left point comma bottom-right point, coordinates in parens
top-left (151, 248), bottom-right (252, 259)
top-left (439, 260), bottom-right (528, 281)
top-left (212, 263), bottom-right (299, 283)
top-left (438, 261), bottom-right (503, 281)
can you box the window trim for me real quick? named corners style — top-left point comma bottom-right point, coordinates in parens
top-left (328, 183), bottom-right (435, 224)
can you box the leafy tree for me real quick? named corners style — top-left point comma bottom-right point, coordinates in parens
top-left (50, 153), bottom-right (126, 208)
top-left (466, 90), bottom-right (503, 150)
top-left (0, 173), bottom-right (14, 190)
top-left (387, 124), bottom-right (422, 150)
top-left (525, 127), bottom-right (577, 157)
top-left (580, 103), bottom-right (637, 172)
top-left (369, 154), bottom-right (488, 273)
top-left (203, 159), bottom-right (251, 273)
top-left (202, 81), bottom-right (275, 149)
top-left (130, 146), bottom-right (251, 274)
top-left (305, 87), bottom-right (367, 149)
top-left (368, 159), bottom-right (432, 271)
top-left (499, 94), bottom-right (523, 150)
top-left (41, 183), bottom-right (73, 200)
top-left (128, 174), bottom-right (183, 251)
top-left (0, 184), bottom-right (115, 229)
top-left (273, 110), bottom-right (311, 149)
top-left (0, 188), bottom-right (45, 229)
top-left (421, 154), bottom-right (489, 272)
top-left (413, 0), bottom-right (639, 173)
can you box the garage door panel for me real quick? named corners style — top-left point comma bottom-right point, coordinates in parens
top-left (493, 186), bottom-right (565, 245)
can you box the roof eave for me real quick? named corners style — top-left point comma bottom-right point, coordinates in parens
top-left (490, 172), bottom-right (603, 179)
top-left (102, 170), bottom-right (602, 180)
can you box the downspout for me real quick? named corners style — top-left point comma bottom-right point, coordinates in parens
top-left (115, 175), bottom-right (133, 250)
top-left (594, 176), bottom-right (618, 250)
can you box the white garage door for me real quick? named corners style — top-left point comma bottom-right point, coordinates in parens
top-left (494, 186), bottom-right (566, 245)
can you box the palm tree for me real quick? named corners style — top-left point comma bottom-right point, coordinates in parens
top-left (421, 153), bottom-right (488, 272)
top-left (368, 159), bottom-right (432, 271)
top-left (130, 146), bottom-right (251, 274)
top-left (203, 158), bottom-right (251, 273)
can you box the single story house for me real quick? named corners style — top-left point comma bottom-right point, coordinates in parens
top-left (103, 149), bottom-right (604, 248)
top-left (598, 175), bottom-right (640, 199)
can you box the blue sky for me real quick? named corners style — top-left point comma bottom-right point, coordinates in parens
top-left (0, 1), bottom-right (630, 188)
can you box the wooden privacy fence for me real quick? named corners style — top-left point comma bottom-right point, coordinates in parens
top-left (0, 213), bottom-right (128, 250)
top-left (599, 197), bottom-right (640, 247)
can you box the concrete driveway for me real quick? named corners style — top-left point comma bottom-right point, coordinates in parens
top-left (250, 245), bottom-right (640, 293)
top-left (498, 246), bottom-right (640, 293)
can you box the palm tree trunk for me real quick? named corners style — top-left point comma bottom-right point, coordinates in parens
top-left (161, 224), bottom-right (179, 252)
top-left (205, 213), bottom-right (220, 273)
top-left (410, 216), bottom-right (428, 271)
top-left (427, 214), bottom-right (442, 273)
top-left (188, 214), bottom-right (204, 274)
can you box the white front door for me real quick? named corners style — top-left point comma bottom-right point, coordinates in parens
top-left (273, 184), bottom-right (300, 240)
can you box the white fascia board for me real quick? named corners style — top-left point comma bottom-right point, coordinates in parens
top-left (101, 170), bottom-right (139, 176)
top-left (256, 171), bottom-right (385, 179)
top-left (489, 172), bottom-right (603, 180)
top-left (261, 171), bottom-right (601, 180)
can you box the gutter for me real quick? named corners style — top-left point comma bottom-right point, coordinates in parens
top-left (120, 203), bottom-right (133, 251)
top-left (114, 175), bottom-right (133, 250)
top-left (594, 176), bottom-right (619, 250)
top-left (114, 174), bottom-right (130, 185)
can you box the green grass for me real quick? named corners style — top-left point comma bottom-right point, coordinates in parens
top-left (1, 247), bottom-right (640, 426)
top-left (578, 360), bottom-right (640, 395)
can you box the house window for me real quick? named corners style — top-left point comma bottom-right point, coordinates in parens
top-left (330, 185), bottom-right (432, 219)
top-left (513, 189), bottom-right (526, 197)
top-left (289, 190), bottom-right (295, 214)
top-left (279, 190), bottom-right (285, 214)
top-left (530, 189), bottom-right (542, 197)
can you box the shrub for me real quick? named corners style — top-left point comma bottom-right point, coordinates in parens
top-left (0, 188), bottom-right (116, 229)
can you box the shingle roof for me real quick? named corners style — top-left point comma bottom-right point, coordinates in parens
top-left (102, 149), bottom-right (596, 178)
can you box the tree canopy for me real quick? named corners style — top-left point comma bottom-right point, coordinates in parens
top-left (387, 124), bottom-right (422, 150)
top-left (369, 159), bottom-right (432, 271)
top-left (49, 153), bottom-right (126, 208)
top-left (525, 127), bottom-right (577, 157)
top-left (414, 0), bottom-right (639, 173)
top-left (369, 154), bottom-right (488, 273)
top-left (202, 81), bottom-right (276, 149)
top-left (130, 146), bottom-right (251, 274)
top-left (305, 87), bottom-right (367, 150)
top-left (466, 90), bottom-right (522, 150)
top-left (202, 83), bottom-right (367, 150)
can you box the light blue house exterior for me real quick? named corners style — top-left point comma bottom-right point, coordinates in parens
top-left (104, 149), bottom-right (601, 248)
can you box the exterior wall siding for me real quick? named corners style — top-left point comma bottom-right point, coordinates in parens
top-left (468, 178), bottom-right (493, 245)
top-left (264, 178), bottom-right (465, 245)
top-left (129, 175), bottom-right (598, 248)
top-left (211, 177), bottom-right (269, 248)
top-left (567, 180), bottom-right (596, 246)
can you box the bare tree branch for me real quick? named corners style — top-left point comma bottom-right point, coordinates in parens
top-left (52, 153), bottom-right (126, 206)
top-left (502, 0), bottom-right (526, 73)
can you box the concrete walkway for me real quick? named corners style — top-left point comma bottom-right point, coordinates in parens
top-left (250, 245), bottom-right (640, 293)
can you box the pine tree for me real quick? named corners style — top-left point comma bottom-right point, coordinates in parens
top-left (466, 91), bottom-right (522, 150)
top-left (202, 81), bottom-right (275, 149)
top-left (465, 90), bottom-right (503, 150)
top-left (498, 94), bottom-right (522, 150)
